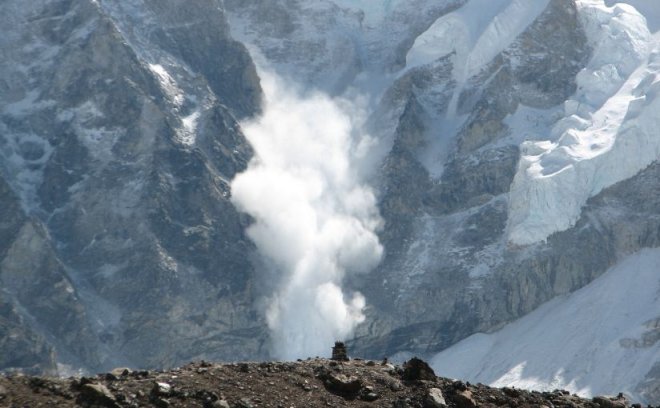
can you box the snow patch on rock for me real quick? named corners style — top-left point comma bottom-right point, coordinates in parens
top-left (179, 110), bottom-right (200, 146)
top-left (148, 64), bottom-right (185, 107)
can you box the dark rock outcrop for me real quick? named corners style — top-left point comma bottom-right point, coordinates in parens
top-left (402, 357), bottom-right (436, 382)
top-left (0, 0), bottom-right (265, 373)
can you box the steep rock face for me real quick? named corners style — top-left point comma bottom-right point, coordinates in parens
top-left (442, 0), bottom-right (589, 209)
top-left (0, 165), bottom-right (95, 372)
top-left (0, 0), bottom-right (265, 372)
top-left (224, 0), bottom-right (466, 93)
top-left (0, 295), bottom-right (56, 376)
top-left (0, 179), bottom-right (58, 375)
top-left (98, 0), bottom-right (261, 119)
top-left (349, 0), bottom-right (593, 355)
top-left (1, 220), bottom-right (100, 370)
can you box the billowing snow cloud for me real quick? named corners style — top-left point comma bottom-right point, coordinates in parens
top-left (231, 72), bottom-right (383, 360)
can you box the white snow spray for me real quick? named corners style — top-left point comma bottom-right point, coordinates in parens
top-left (230, 72), bottom-right (383, 360)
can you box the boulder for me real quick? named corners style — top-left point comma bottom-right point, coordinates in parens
top-left (425, 387), bottom-right (447, 408)
top-left (152, 382), bottom-right (172, 397)
top-left (318, 368), bottom-right (363, 397)
top-left (402, 358), bottom-right (436, 382)
top-left (78, 383), bottom-right (119, 408)
top-left (452, 389), bottom-right (477, 408)
top-left (110, 367), bottom-right (132, 377)
top-left (593, 394), bottom-right (628, 408)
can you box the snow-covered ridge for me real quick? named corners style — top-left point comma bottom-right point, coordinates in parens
top-left (507, 1), bottom-right (659, 246)
top-left (431, 248), bottom-right (660, 403)
top-left (406, 0), bottom-right (550, 82)
top-left (605, 0), bottom-right (660, 32)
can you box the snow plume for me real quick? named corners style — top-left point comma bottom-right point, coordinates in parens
top-left (230, 72), bottom-right (383, 360)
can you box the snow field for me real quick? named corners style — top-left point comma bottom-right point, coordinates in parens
top-left (431, 248), bottom-right (660, 403)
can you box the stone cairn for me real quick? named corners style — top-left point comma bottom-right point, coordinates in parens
top-left (331, 341), bottom-right (349, 361)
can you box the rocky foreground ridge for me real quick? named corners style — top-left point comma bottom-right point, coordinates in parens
top-left (0, 357), bottom-right (652, 408)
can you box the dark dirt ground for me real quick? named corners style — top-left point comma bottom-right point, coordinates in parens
top-left (0, 357), bottom-right (653, 407)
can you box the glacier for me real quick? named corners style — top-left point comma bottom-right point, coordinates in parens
top-left (507, 1), bottom-right (660, 245)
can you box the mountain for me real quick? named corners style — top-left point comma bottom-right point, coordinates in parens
top-left (0, 0), bottom-right (265, 373)
top-left (1, 0), bottom-right (659, 403)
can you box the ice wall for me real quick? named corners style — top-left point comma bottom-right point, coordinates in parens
top-left (507, 1), bottom-right (659, 245)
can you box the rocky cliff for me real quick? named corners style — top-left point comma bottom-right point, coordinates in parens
top-left (0, 0), bottom-right (265, 372)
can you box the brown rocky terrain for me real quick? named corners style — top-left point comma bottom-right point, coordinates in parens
top-left (0, 356), bottom-right (653, 408)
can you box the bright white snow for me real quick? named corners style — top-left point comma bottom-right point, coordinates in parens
top-left (606, 0), bottom-right (660, 32)
top-left (230, 72), bottom-right (383, 360)
top-left (431, 248), bottom-right (660, 403)
top-left (179, 110), bottom-right (200, 146)
top-left (507, 1), bottom-right (659, 245)
top-left (148, 63), bottom-right (185, 107)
